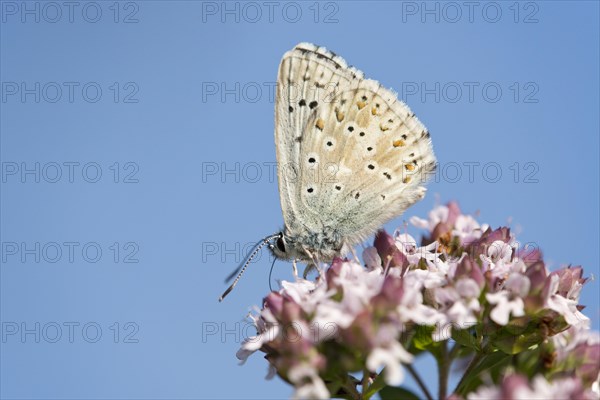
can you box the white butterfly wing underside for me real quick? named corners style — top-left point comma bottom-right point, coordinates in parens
top-left (275, 43), bottom-right (436, 248)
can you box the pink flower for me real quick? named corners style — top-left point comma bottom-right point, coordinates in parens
top-left (469, 374), bottom-right (598, 400)
top-left (235, 201), bottom-right (597, 400)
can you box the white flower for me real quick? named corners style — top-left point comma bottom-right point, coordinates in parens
top-left (281, 279), bottom-right (329, 315)
top-left (237, 329), bottom-right (276, 362)
top-left (410, 205), bottom-right (448, 231)
top-left (470, 375), bottom-right (598, 400)
top-left (481, 256), bottom-right (525, 283)
top-left (504, 273), bottom-right (531, 297)
top-left (545, 275), bottom-right (590, 328)
top-left (404, 268), bottom-right (446, 290)
top-left (289, 261), bottom-right (385, 334)
top-left (429, 205), bottom-right (450, 227)
top-left (332, 261), bottom-right (384, 316)
top-left (288, 364), bottom-right (330, 400)
top-left (395, 233), bottom-right (441, 266)
top-left (409, 215), bottom-right (429, 229)
top-left (456, 278), bottom-right (482, 299)
top-left (516, 375), bottom-right (590, 400)
top-left (567, 279), bottom-right (584, 300)
top-left (237, 308), bottom-right (280, 362)
top-left (488, 240), bottom-right (514, 263)
top-left (395, 233), bottom-right (418, 254)
top-left (434, 279), bottom-right (480, 336)
top-left (447, 300), bottom-right (480, 328)
top-left (398, 276), bottom-right (446, 326)
top-left (468, 385), bottom-right (501, 400)
top-left (508, 258), bottom-right (528, 274)
top-left (372, 323), bottom-right (402, 347)
top-left (512, 375), bottom-right (554, 399)
top-left (486, 291), bottom-right (525, 325)
top-left (366, 342), bottom-right (413, 385)
top-left (434, 286), bottom-right (459, 304)
top-left (553, 325), bottom-right (600, 357)
top-left (453, 214), bottom-right (483, 245)
top-left (310, 303), bottom-right (351, 335)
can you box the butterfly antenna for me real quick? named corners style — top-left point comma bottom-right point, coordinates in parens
top-left (224, 235), bottom-right (276, 283)
top-left (219, 233), bottom-right (281, 302)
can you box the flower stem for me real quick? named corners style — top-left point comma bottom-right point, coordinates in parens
top-left (448, 341), bottom-right (461, 360)
top-left (406, 364), bottom-right (434, 400)
top-left (453, 351), bottom-right (484, 396)
top-left (361, 369), bottom-right (370, 399)
top-left (438, 340), bottom-right (449, 400)
top-left (342, 374), bottom-right (361, 400)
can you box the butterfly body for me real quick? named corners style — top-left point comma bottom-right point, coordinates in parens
top-left (219, 43), bottom-right (436, 300)
top-left (270, 225), bottom-right (346, 263)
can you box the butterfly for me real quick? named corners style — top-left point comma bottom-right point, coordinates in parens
top-left (220, 43), bottom-right (436, 301)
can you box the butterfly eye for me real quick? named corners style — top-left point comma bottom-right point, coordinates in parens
top-left (276, 236), bottom-right (286, 253)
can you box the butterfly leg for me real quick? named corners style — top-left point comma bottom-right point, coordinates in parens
top-left (301, 264), bottom-right (324, 280)
top-left (350, 247), bottom-right (361, 264)
top-left (309, 249), bottom-right (325, 279)
top-left (292, 259), bottom-right (299, 279)
top-left (302, 264), bottom-right (315, 279)
top-left (314, 259), bottom-right (324, 279)
top-left (300, 247), bottom-right (323, 279)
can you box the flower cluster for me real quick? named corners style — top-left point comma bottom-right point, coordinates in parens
top-left (237, 202), bottom-right (599, 399)
top-left (468, 373), bottom-right (598, 400)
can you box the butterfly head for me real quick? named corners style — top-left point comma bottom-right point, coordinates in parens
top-left (268, 231), bottom-right (298, 261)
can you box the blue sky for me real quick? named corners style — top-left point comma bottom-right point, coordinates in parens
top-left (1, 1), bottom-right (598, 399)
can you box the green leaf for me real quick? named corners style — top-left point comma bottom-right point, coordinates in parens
top-left (412, 325), bottom-right (434, 350)
top-left (491, 316), bottom-right (546, 355)
top-left (456, 351), bottom-right (511, 395)
top-left (364, 373), bottom-right (387, 400)
top-left (494, 330), bottom-right (544, 355)
top-left (379, 386), bottom-right (421, 400)
top-left (452, 328), bottom-right (480, 351)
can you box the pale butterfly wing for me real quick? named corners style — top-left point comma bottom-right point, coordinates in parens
top-left (274, 43), bottom-right (436, 259)
top-left (299, 82), bottom-right (436, 246)
top-left (275, 43), bottom-right (363, 234)
top-left (220, 43), bottom-right (435, 299)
